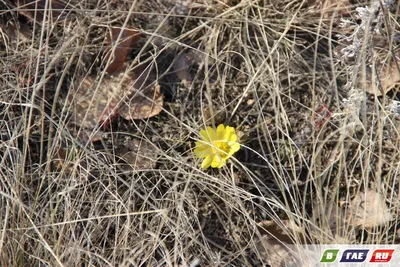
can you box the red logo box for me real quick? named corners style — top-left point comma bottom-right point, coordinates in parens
top-left (369, 249), bottom-right (395, 263)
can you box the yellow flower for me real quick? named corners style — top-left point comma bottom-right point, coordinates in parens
top-left (194, 124), bottom-right (241, 169)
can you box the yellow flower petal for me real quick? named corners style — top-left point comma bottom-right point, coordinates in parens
top-left (230, 142), bottom-right (240, 153)
top-left (216, 124), bottom-right (225, 140)
top-left (217, 158), bottom-right (226, 168)
top-left (194, 141), bottom-right (207, 150)
top-left (194, 146), bottom-right (209, 158)
top-left (201, 155), bottom-right (213, 169)
top-left (195, 140), bottom-right (205, 148)
top-left (211, 155), bottom-right (223, 168)
top-left (200, 126), bottom-right (216, 142)
top-left (229, 133), bottom-right (238, 142)
top-left (199, 129), bottom-right (211, 142)
top-left (224, 126), bottom-right (234, 139)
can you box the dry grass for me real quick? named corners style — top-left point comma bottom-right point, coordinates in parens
top-left (1, 0), bottom-right (400, 266)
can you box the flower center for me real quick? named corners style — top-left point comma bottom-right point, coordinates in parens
top-left (211, 141), bottom-right (230, 155)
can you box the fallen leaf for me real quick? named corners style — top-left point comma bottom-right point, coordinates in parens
top-left (104, 27), bottom-right (141, 74)
top-left (118, 66), bottom-right (163, 120)
top-left (363, 61), bottom-right (400, 96)
top-left (17, 0), bottom-right (68, 23)
top-left (67, 76), bottom-right (120, 131)
top-left (346, 189), bottom-right (393, 228)
top-left (118, 83), bottom-right (163, 120)
top-left (311, 189), bottom-right (393, 243)
top-left (68, 69), bottom-right (163, 138)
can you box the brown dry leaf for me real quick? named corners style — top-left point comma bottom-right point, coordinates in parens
top-left (346, 189), bottom-right (393, 228)
top-left (118, 83), bottom-right (163, 120)
top-left (311, 190), bottom-right (393, 241)
top-left (363, 61), bottom-right (400, 96)
top-left (68, 70), bottom-right (163, 134)
top-left (256, 220), bottom-right (315, 266)
top-left (118, 66), bottom-right (163, 120)
top-left (17, 0), bottom-right (68, 23)
top-left (104, 27), bottom-right (141, 74)
top-left (115, 139), bottom-right (156, 170)
top-left (68, 75), bottom-right (120, 130)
